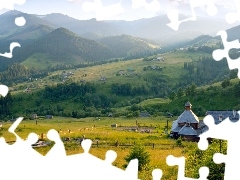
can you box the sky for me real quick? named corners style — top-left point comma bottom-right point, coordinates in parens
top-left (0, 0), bottom-right (238, 21)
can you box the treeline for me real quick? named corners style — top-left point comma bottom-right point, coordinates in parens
top-left (42, 82), bottom-right (115, 109)
top-left (177, 56), bottom-right (236, 88)
top-left (6, 77), bottom-right (240, 120)
top-left (0, 63), bottom-right (48, 86)
top-left (0, 93), bottom-right (13, 119)
top-left (111, 83), bottom-right (148, 96)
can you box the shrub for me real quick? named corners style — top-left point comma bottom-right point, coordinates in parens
top-left (124, 143), bottom-right (150, 171)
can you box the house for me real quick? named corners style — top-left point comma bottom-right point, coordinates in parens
top-left (127, 68), bottom-right (134, 72)
top-left (206, 110), bottom-right (239, 124)
top-left (111, 124), bottom-right (117, 128)
top-left (140, 112), bottom-right (151, 117)
top-left (45, 115), bottom-right (53, 119)
top-left (118, 70), bottom-right (125, 76)
top-left (151, 65), bottom-right (157, 70)
top-left (170, 102), bottom-right (240, 142)
top-left (108, 113), bottom-right (113, 117)
top-left (157, 57), bottom-right (164, 61)
top-left (100, 76), bottom-right (106, 81)
top-left (170, 101), bottom-right (208, 141)
top-left (31, 114), bottom-right (38, 120)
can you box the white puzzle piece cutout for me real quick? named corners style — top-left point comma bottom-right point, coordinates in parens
top-left (167, 0), bottom-right (218, 31)
top-left (198, 113), bottom-right (240, 180)
top-left (212, 30), bottom-right (240, 78)
top-left (166, 155), bottom-right (209, 180)
top-left (226, 0), bottom-right (240, 24)
top-left (82, 0), bottom-right (124, 21)
top-left (132, 0), bottom-right (161, 12)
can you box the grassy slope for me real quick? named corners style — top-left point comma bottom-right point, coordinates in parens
top-left (157, 78), bottom-right (240, 113)
top-left (21, 53), bottom-right (84, 70)
top-left (16, 50), bottom-right (210, 88)
top-left (8, 50), bottom-right (216, 116)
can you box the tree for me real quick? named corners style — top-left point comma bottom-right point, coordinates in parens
top-left (124, 144), bottom-right (150, 171)
top-left (177, 88), bottom-right (184, 98)
top-left (169, 92), bottom-right (177, 100)
top-left (221, 79), bottom-right (230, 88)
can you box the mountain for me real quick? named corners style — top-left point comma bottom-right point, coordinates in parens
top-left (0, 10), bottom-right (56, 51)
top-left (0, 10), bottom-right (55, 35)
top-left (42, 13), bottom-right (122, 37)
top-left (42, 12), bottom-right (237, 45)
top-left (1, 10), bottom-right (237, 47)
top-left (98, 34), bottom-right (159, 58)
top-left (0, 24), bottom-right (54, 51)
top-left (0, 27), bottom-right (114, 69)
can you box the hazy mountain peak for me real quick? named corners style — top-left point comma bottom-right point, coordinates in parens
top-left (2, 10), bottom-right (22, 16)
top-left (50, 27), bottom-right (79, 37)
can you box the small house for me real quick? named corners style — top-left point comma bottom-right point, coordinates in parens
top-left (206, 110), bottom-right (239, 124)
top-left (31, 114), bottom-right (38, 120)
top-left (45, 115), bottom-right (53, 119)
top-left (140, 112), bottom-right (151, 117)
top-left (111, 124), bottom-right (117, 128)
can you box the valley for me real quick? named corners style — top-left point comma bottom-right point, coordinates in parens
top-left (0, 9), bottom-right (239, 180)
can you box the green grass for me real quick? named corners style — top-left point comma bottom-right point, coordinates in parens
top-left (13, 50), bottom-right (208, 93)
top-left (21, 53), bottom-right (81, 70)
top-left (139, 98), bottom-right (170, 106)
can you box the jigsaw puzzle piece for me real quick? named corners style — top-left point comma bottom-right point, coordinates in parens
top-left (0, 85), bottom-right (9, 97)
top-left (63, 139), bottom-right (139, 180)
top-left (199, 111), bottom-right (240, 179)
top-left (82, 0), bottom-right (124, 20)
top-left (226, 0), bottom-right (240, 24)
top-left (152, 169), bottom-right (163, 180)
top-left (0, 0), bottom-right (26, 10)
top-left (132, 0), bottom-right (161, 11)
top-left (0, 42), bottom-right (21, 58)
top-left (45, 129), bottom-right (66, 158)
top-left (212, 30), bottom-right (240, 78)
top-left (15, 16), bottom-right (26, 26)
top-left (104, 150), bottom-right (117, 164)
top-left (167, 0), bottom-right (218, 31)
top-left (166, 155), bottom-right (209, 180)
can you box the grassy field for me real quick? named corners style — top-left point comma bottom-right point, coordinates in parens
top-left (0, 116), bottom-right (198, 180)
top-left (12, 50), bottom-right (209, 93)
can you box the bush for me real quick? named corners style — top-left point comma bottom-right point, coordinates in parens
top-left (124, 143), bottom-right (150, 171)
top-left (176, 137), bottom-right (182, 146)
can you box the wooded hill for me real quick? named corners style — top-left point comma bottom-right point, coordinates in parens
top-left (2, 47), bottom-right (238, 120)
top-left (0, 27), bottom-right (160, 72)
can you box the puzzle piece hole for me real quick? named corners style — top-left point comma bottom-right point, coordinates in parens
top-left (229, 48), bottom-right (240, 60)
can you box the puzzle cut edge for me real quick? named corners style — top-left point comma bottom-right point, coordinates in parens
top-left (212, 30), bottom-right (240, 78)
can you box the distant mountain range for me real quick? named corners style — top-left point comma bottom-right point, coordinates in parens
top-left (0, 10), bottom-right (240, 71)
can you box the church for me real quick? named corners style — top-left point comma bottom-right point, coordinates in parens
top-left (170, 101), bottom-right (208, 141)
top-left (170, 101), bottom-right (240, 141)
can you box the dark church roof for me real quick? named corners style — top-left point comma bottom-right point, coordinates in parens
top-left (177, 110), bottom-right (199, 124)
top-left (178, 123), bottom-right (198, 136)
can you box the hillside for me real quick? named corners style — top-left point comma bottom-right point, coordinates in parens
top-left (0, 10), bottom-right (55, 38)
top-left (0, 28), bottom-right (163, 71)
top-left (98, 35), bottom-right (159, 58)
top-left (0, 27), bottom-right (115, 68)
top-left (2, 47), bottom-right (236, 120)
top-left (0, 24), bottom-right (54, 51)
